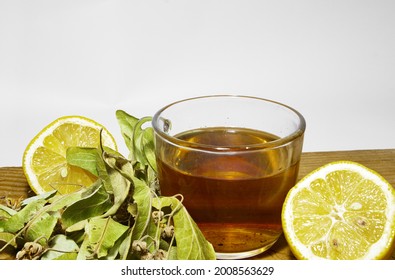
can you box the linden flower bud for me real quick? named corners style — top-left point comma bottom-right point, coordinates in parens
top-left (16, 242), bottom-right (45, 260)
top-left (151, 210), bottom-right (164, 224)
top-left (153, 249), bottom-right (167, 260)
top-left (140, 252), bottom-right (154, 260)
top-left (132, 240), bottom-right (147, 253)
top-left (16, 250), bottom-right (27, 260)
top-left (28, 242), bottom-right (43, 255)
top-left (161, 225), bottom-right (175, 239)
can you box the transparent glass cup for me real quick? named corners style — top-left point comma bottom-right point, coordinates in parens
top-left (152, 95), bottom-right (306, 259)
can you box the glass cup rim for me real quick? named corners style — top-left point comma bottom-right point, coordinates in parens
top-left (152, 94), bottom-right (306, 152)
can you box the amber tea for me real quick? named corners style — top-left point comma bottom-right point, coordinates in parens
top-left (156, 127), bottom-right (300, 256)
top-left (152, 95), bottom-right (305, 259)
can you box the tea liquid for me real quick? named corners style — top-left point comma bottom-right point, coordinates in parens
top-left (156, 127), bottom-right (300, 256)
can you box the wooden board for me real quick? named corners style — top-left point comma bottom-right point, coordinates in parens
top-left (1, 149), bottom-right (395, 260)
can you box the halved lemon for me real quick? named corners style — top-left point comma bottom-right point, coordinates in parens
top-left (22, 116), bottom-right (117, 195)
top-left (282, 161), bottom-right (395, 260)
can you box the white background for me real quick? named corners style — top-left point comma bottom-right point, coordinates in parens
top-left (1, 0), bottom-right (394, 166)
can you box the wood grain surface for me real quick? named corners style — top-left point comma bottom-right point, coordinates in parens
top-left (1, 149), bottom-right (395, 260)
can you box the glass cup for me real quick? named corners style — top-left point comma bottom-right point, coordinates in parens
top-left (152, 95), bottom-right (306, 259)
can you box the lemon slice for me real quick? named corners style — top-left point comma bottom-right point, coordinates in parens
top-left (282, 161), bottom-right (395, 260)
top-left (23, 116), bottom-right (117, 195)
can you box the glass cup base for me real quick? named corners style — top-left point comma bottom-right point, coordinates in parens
top-left (215, 236), bottom-right (280, 260)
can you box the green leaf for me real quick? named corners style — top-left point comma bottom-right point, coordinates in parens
top-left (115, 111), bottom-right (155, 172)
top-left (0, 199), bottom-right (47, 233)
top-left (102, 169), bottom-right (131, 218)
top-left (102, 151), bottom-right (152, 243)
top-left (66, 147), bottom-right (102, 177)
top-left (153, 196), bottom-right (216, 260)
top-left (21, 190), bottom-right (57, 206)
top-left (102, 150), bottom-right (156, 259)
top-left (116, 110), bottom-right (139, 159)
top-left (100, 152), bottom-right (132, 218)
top-left (166, 246), bottom-right (178, 260)
top-left (25, 213), bottom-right (58, 245)
top-left (0, 204), bottom-right (16, 218)
top-left (67, 146), bottom-right (118, 193)
top-left (44, 190), bottom-right (86, 212)
top-left (142, 126), bottom-right (157, 173)
top-left (118, 228), bottom-right (133, 260)
top-left (129, 177), bottom-right (152, 242)
top-left (0, 232), bottom-right (17, 248)
top-left (65, 220), bottom-right (87, 233)
top-left (61, 180), bottom-right (112, 229)
top-left (67, 146), bottom-right (132, 220)
top-left (132, 116), bottom-right (153, 166)
top-left (104, 229), bottom-right (130, 260)
top-left (77, 217), bottom-right (129, 259)
top-left (41, 234), bottom-right (79, 260)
